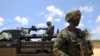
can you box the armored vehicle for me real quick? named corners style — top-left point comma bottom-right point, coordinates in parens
top-left (0, 26), bottom-right (58, 56)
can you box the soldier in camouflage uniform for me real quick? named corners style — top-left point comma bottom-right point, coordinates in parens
top-left (40, 21), bottom-right (54, 41)
top-left (53, 9), bottom-right (93, 56)
top-left (39, 21), bottom-right (54, 35)
top-left (45, 21), bottom-right (54, 35)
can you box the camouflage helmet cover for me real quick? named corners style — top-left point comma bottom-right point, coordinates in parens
top-left (65, 9), bottom-right (81, 22)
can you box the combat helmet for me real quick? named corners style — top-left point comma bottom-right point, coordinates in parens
top-left (47, 21), bottom-right (51, 25)
top-left (65, 9), bottom-right (81, 22)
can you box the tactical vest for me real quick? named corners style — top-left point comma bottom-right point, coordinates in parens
top-left (60, 27), bottom-right (93, 56)
top-left (61, 27), bottom-right (84, 56)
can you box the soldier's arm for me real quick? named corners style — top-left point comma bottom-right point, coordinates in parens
top-left (53, 48), bottom-right (69, 56)
top-left (53, 31), bottom-right (69, 56)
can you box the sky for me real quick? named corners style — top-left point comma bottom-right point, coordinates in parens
top-left (0, 0), bottom-right (100, 40)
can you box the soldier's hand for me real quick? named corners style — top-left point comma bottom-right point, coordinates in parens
top-left (53, 48), bottom-right (60, 56)
top-left (53, 48), bottom-right (69, 56)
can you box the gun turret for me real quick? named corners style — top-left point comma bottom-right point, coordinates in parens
top-left (22, 26), bottom-right (38, 33)
top-left (20, 25), bottom-right (58, 41)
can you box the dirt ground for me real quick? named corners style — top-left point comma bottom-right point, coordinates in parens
top-left (93, 48), bottom-right (100, 56)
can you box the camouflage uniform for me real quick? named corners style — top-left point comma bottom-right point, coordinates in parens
top-left (42, 21), bottom-right (54, 41)
top-left (53, 27), bottom-right (93, 56)
top-left (46, 21), bottom-right (54, 35)
top-left (46, 25), bottom-right (54, 35)
top-left (53, 9), bottom-right (93, 56)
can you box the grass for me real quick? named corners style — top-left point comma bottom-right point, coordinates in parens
top-left (92, 40), bottom-right (100, 48)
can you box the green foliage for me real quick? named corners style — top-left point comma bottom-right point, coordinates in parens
top-left (83, 29), bottom-right (91, 39)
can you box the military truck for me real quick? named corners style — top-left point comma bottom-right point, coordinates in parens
top-left (0, 26), bottom-right (58, 56)
top-left (0, 26), bottom-right (93, 56)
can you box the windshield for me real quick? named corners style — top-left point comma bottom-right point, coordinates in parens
top-left (0, 32), bottom-right (12, 41)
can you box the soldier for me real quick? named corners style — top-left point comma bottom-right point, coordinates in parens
top-left (53, 9), bottom-right (93, 56)
top-left (40, 21), bottom-right (54, 41)
top-left (39, 21), bottom-right (54, 35)
top-left (45, 21), bottom-right (54, 35)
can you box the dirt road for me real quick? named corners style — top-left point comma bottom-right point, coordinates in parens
top-left (93, 48), bottom-right (100, 56)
